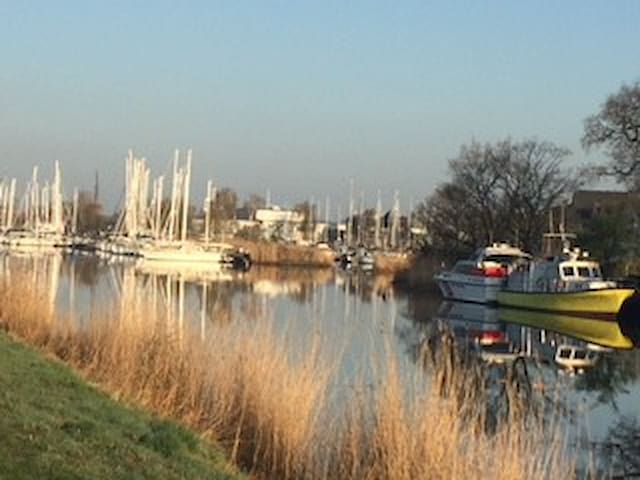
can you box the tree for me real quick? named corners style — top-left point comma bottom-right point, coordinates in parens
top-left (417, 182), bottom-right (483, 262)
top-left (242, 194), bottom-right (266, 218)
top-left (76, 191), bottom-right (107, 233)
top-left (211, 188), bottom-right (237, 235)
top-left (421, 139), bottom-right (576, 260)
top-left (502, 140), bottom-right (577, 252)
top-left (293, 201), bottom-right (317, 242)
top-left (583, 81), bottom-right (640, 189)
top-left (448, 141), bottom-right (510, 245)
top-left (579, 211), bottom-right (637, 276)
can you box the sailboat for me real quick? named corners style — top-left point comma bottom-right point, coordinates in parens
top-left (2, 163), bottom-right (67, 251)
top-left (138, 150), bottom-right (236, 266)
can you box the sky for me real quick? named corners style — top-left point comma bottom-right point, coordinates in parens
top-left (1, 1), bottom-right (639, 213)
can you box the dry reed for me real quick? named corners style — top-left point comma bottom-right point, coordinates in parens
top-left (0, 275), bottom-right (575, 479)
top-left (231, 239), bottom-right (335, 267)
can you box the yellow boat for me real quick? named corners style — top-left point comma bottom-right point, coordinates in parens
top-left (496, 288), bottom-right (635, 315)
top-left (498, 308), bottom-right (634, 349)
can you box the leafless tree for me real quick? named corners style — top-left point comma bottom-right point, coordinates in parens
top-left (582, 81), bottom-right (640, 189)
top-left (211, 187), bottom-right (238, 234)
top-left (418, 182), bottom-right (483, 262)
top-left (502, 140), bottom-right (577, 252)
top-left (75, 190), bottom-right (107, 233)
top-left (420, 139), bottom-right (576, 260)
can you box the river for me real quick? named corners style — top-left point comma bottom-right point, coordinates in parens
top-left (2, 249), bottom-right (639, 466)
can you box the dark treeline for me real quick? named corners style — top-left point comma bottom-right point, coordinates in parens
top-left (414, 139), bottom-right (578, 262)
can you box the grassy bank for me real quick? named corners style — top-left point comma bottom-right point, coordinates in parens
top-left (0, 275), bottom-right (575, 479)
top-left (0, 331), bottom-right (242, 480)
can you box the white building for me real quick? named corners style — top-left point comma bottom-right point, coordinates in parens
top-left (255, 206), bottom-right (304, 242)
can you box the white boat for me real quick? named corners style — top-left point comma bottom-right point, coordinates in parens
top-left (336, 246), bottom-right (375, 271)
top-left (1, 228), bottom-right (66, 251)
top-left (434, 243), bottom-right (531, 303)
top-left (139, 240), bottom-right (235, 264)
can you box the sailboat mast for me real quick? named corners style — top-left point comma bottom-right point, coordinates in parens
top-left (375, 190), bottom-right (381, 249)
top-left (204, 179), bottom-right (212, 244)
top-left (181, 150), bottom-right (192, 243)
top-left (347, 179), bottom-right (354, 247)
top-left (324, 196), bottom-right (330, 243)
top-left (7, 179), bottom-right (15, 229)
top-left (72, 188), bottom-right (79, 234)
top-left (168, 150), bottom-right (179, 241)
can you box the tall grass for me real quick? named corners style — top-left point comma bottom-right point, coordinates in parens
top-left (231, 239), bottom-right (335, 267)
top-left (0, 275), bottom-right (575, 479)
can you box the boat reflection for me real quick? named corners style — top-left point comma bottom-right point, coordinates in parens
top-left (134, 257), bottom-right (234, 283)
top-left (498, 308), bottom-right (633, 350)
top-left (432, 300), bottom-right (632, 372)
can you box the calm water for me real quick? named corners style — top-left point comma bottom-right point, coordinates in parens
top-left (2, 250), bottom-right (639, 451)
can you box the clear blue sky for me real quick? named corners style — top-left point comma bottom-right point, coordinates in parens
top-left (1, 1), bottom-right (639, 213)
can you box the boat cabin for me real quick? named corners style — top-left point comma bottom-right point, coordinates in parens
top-left (506, 248), bottom-right (615, 292)
top-left (554, 344), bottom-right (599, 371)
top-left (450, 243), bottom-right (531, 278)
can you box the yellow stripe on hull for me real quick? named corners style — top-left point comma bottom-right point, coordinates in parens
top-left (498, 308), bottom-right (633, 349)
top-left (496, 288), bottom-right (635, 314)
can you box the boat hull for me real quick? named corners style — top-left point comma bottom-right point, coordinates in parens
top-left (498, 308), bottom-right (633, 349)
top-left (140, 249), bottom-right (224, 263)
top-left (496, 288), bottom-right (635, 314)
top-left (435, 274), bottom-right (504, 303)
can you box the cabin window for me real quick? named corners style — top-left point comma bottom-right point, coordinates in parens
top-left (590, 267), bottom-right (601, 278)
top-left (453, 264), bottom-right (472, 274)
top-left (562, 266), bottom-right (575, 277)
top-left (574, 350), bottom-right (587, 360)
top-left (577, 267), bottom-right (590, 278)
top-left (484, 255), bottom-right (523, 265)
top-left (558, 349), bottom-right (571, 359)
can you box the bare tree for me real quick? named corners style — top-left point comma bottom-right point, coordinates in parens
top-left (211, 188), bottom-right (238, 235)
top-left (75, 190), bottom-right (107, 233)
top-left (502, 140), bottom-right (577, 252)
top-left (242, 194), bottom-right (266, 218)
top-left (418, 182), bottom-right (483, 262)
top-left (420, 139), bottom-right (576, 260)
top-left (293, 201), bottom-right (317, 242)
top-left (583, 81), bottom-right (640, 188)
top-left (448, 141), bottom-right (510, 245)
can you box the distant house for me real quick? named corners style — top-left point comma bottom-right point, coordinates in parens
top-left (550, 190), bottom-right (640, 234)
top-left (254, 206), bottom-right (304, 242)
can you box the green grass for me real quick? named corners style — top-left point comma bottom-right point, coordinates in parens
top-left (0, 332), bottom-right (244, 480)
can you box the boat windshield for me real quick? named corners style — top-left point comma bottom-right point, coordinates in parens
top-left (483, 254), bottom-right (526, 265)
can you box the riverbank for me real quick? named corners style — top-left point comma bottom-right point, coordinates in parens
top-left (0, 331), bottom-right (243, 480)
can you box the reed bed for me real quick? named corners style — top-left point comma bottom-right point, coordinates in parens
top-left (0, 275), bottom-right (575, 479)
top-left (231, 240), bottom-right (335, 267)
top-left (372, 252), bottom-right (412, 275)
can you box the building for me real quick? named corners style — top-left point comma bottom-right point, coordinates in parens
top-left (550, 190), bottom-right (640, 234)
